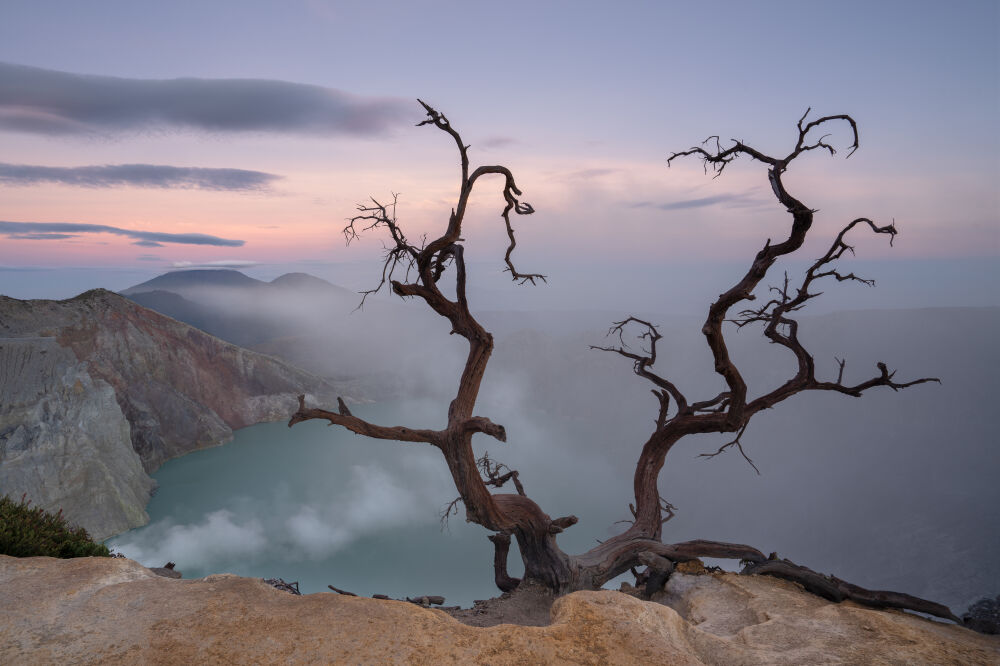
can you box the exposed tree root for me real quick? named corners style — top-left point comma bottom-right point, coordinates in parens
top-left (740, 557), bottom-right (962, 623)
top-left (615, 539), bottom-right (961, 624)
top-left (585, 537), bottom-right (961, 624)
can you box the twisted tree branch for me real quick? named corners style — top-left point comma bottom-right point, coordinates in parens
top-left (289, 395), bottom-right (441, 445)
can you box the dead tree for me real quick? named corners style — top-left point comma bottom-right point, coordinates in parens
top-left (290, 103), bottom-right (957, 623)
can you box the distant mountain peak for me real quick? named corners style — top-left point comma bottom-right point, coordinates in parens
top-left (120, 269), bottom-right (264, 295)
top-left (270, 272), bottom-right (335, 288)
top-left (121, 269), bottom-right (355, 297)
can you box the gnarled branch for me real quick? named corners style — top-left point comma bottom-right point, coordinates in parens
top-left (289, 395), bottom-right (441, 445)
top-left (699, 423), bottom-right (759, 474)
top-left (591, 317), bottom-right (688, 416)
top-left (477, 452), bottom-right (525, 495)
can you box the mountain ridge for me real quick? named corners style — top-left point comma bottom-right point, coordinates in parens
top-left (120, 268), bottom-right (268, 294)
top-left (121, 269), bottom-right (361, 349)
top-left (121, 268), bottom-right (355, 299)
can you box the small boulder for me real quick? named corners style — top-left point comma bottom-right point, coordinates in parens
top-left (675, 559), bottom-right (707, 575)
top-left (148, 562), bottom-right (181, 579)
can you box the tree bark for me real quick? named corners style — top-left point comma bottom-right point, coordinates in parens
top-left (487, 533), bottom-right (520, 592)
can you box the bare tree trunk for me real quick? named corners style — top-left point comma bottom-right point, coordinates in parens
top-left (487, 533), bottom-right (520, 592)
top-left (495, 494), bottom-right (574, 590)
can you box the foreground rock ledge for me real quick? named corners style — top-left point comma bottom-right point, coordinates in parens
top-left (1, 556), bottom-right (996, 665)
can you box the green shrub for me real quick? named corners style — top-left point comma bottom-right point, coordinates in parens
top-left (0, 494), bottom-right (110, 558)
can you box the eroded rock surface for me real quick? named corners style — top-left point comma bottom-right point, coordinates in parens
top-left (0, 290), bottom-right (344, 539)
top-left (0, 338), bottom-right (152, 539)
top-left (1, 556), bottom-right (996, 665)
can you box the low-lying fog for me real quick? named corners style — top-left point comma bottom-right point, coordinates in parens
top-left (109, 264), bottom-right (999, 611)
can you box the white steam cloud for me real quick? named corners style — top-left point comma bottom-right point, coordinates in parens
top-left (110, 464), bottom-right (442, 569)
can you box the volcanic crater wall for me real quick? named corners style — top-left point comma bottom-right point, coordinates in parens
top-left (0, 290), bottom-right (343, 539)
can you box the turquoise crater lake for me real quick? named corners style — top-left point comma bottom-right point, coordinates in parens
top-left (108, 401), bottom-right (512, 607)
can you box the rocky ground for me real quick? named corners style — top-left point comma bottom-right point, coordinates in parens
top-left (2, 555), bottom-right (997, 665)
top-left (444, 580), bottom-right (558, 628)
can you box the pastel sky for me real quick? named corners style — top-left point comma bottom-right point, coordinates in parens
top-left (0, 0), bottom-right (997, 303)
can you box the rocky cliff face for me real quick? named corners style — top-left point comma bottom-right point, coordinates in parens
top-left (0, 290), bottom-right (344, 539)
top-left (0, 337), bottom-right (152, 540)
top-left (1, 555), bottom-right (996, 664)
